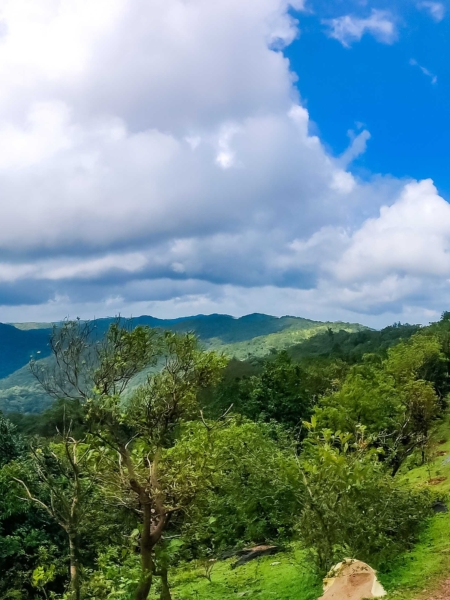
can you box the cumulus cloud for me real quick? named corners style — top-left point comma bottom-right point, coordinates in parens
top-left (333, 180), bottom-right (450, 282)
top-left (323, 10), bottom-right (397, 48)
top-left (0, 0), bottom-right (446, 327)
top-left (417, 1), bottom-right (445, 22)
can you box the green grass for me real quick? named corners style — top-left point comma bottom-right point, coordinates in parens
top-left (379, 418), bottom-right (450, 599)
top-left (151, 547), bottom-right (322, 600)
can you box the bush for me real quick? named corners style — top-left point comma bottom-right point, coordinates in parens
top-left (298, 426), bottom-right (432, 572)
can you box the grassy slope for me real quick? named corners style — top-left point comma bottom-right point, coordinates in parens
top-left (11, 322), bottom-right (56, 330)
top-left (205, 321), bottom-right (367, 360)
top-left (162, 417), bottom-right (450, 600)
top-left (380, 416), bottom-right (450, 599)
top-left (151, 547), bottom-right (322, 600)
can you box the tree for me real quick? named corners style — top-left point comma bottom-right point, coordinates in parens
top-left (12, 432), bottom-right (102, 600)
top-left (168, 419), bottom-right (300, 554)
top-left (33, 321), bottom-right (226, 600)
top-left (92, 331), bottom-right (226, 600)
top-left (209, 352), bottom-right (317, 432)
top-left (298, 424), bottom-right (431, 571)
top-left (31, 318), bottom-right (161, 403)
top-left (315, 334), bottom-right (442, 474)
top-left (82, 417), bottom-right (300, 598)
top-left (0, 414), bottom-right (68, 599)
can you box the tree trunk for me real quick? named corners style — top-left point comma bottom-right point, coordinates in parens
top-left (391, 454), bottom-right (403, 477)
top-left (68, 532), bottom-right (81, 600)
top-left (159, 567), bottom-right (172, 600)
top-left (135, 504), bottom-right (154, 600)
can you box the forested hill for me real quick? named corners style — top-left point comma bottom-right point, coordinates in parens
top-left (12, 312), bottom-right (366, 341)
top-left (8, 312), bottom-right (368, 370)
top-left (0, 323), bottom-right (52, 379)
top-left (1, 313), bottom-right (368, 413)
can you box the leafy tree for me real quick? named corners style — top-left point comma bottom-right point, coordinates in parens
top-left (315, 334), bottom-right (443, 474)
top-left (34, 321), bottom-right (226, 600)
top-left (0, 416), bottom-right (67, 599)
top-left (92, 332), bottom-right (226, 600)
top-left (246, 352), bottom-right (313, 428)
top-left (209, 352), bottom-right (327, 431)
top-left (82, 418), bottom-right (300, 599)
top-left (12, 434), bottom-right (103, 600)
top-left (165, 419), bottom-right (300, 554)
top-left (298, 424), bottom-right (431, 571)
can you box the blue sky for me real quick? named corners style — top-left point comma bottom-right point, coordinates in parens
top-left (0, 0), bottom-right (448, 327)
top-left (288, 1), bottom-right (449, 193)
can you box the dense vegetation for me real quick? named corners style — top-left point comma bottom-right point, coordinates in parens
top-left (1, 314), bottom-right (450, 599)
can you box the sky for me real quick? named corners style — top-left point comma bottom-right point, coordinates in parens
top-left (0, 0), bottom-right (448, 327)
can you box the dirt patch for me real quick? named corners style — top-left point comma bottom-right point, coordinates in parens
top-left (427, 477), bottom-right (448, 485)
top-left (419, 576), bottom-right (450, 599)
top-left (436, 451), bottom-right (448, 457)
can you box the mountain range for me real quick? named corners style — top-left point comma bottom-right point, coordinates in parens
top-left (0, 313), bottom-right (368, 413)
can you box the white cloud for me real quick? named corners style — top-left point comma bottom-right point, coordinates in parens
top-left (417, 1), bottom-right (445, 22)
top-left (410, 58), bottom-right (437, 84)
top-left (0, 0), bottom-right (445, 327)
top-left (333, 180), bottom-right (450, 283)
top-left (323, 10), bottom-right (397, 47)
top-left (338, 129), bottom-right (372, 167)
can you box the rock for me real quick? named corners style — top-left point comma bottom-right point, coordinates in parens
top-left (231, 545), bottom-right (279, 568)
top-left (432, 500), bottom-right (448, 513)
top-left (318, 558), bottom-right (386, 600)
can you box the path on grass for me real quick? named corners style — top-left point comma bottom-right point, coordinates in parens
top-left (421, 577), bottom-right (450, 599)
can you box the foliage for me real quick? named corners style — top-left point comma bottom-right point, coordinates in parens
top-left (36, 324), bottom-right (228, 600)
top-left (298, 426), bottom-right (432, 572)
top-left (208, 352), bottom-right (346, 431)
top-left (0, 412), bottom-right (22, 466)
top-left (10, 435), bottom-right (105, 600)
top-left (0, 437), bottom-right (67, 599)
top-left (315, 333), bottom-right (444, 473)
top-left (164, 419), bottom-right (300, 554)
top-left (288, 322), bottom-right (420, 363)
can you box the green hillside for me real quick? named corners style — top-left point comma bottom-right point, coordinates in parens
top-left (202, 318), bottom-right (368, 359)
top-left (0, 362), bottom-right (52, 414)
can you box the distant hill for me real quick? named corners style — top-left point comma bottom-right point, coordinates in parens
top-left (1, 313), bottom-right (368, 413)
top-left (0, 323), bottom-right (52, 379)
